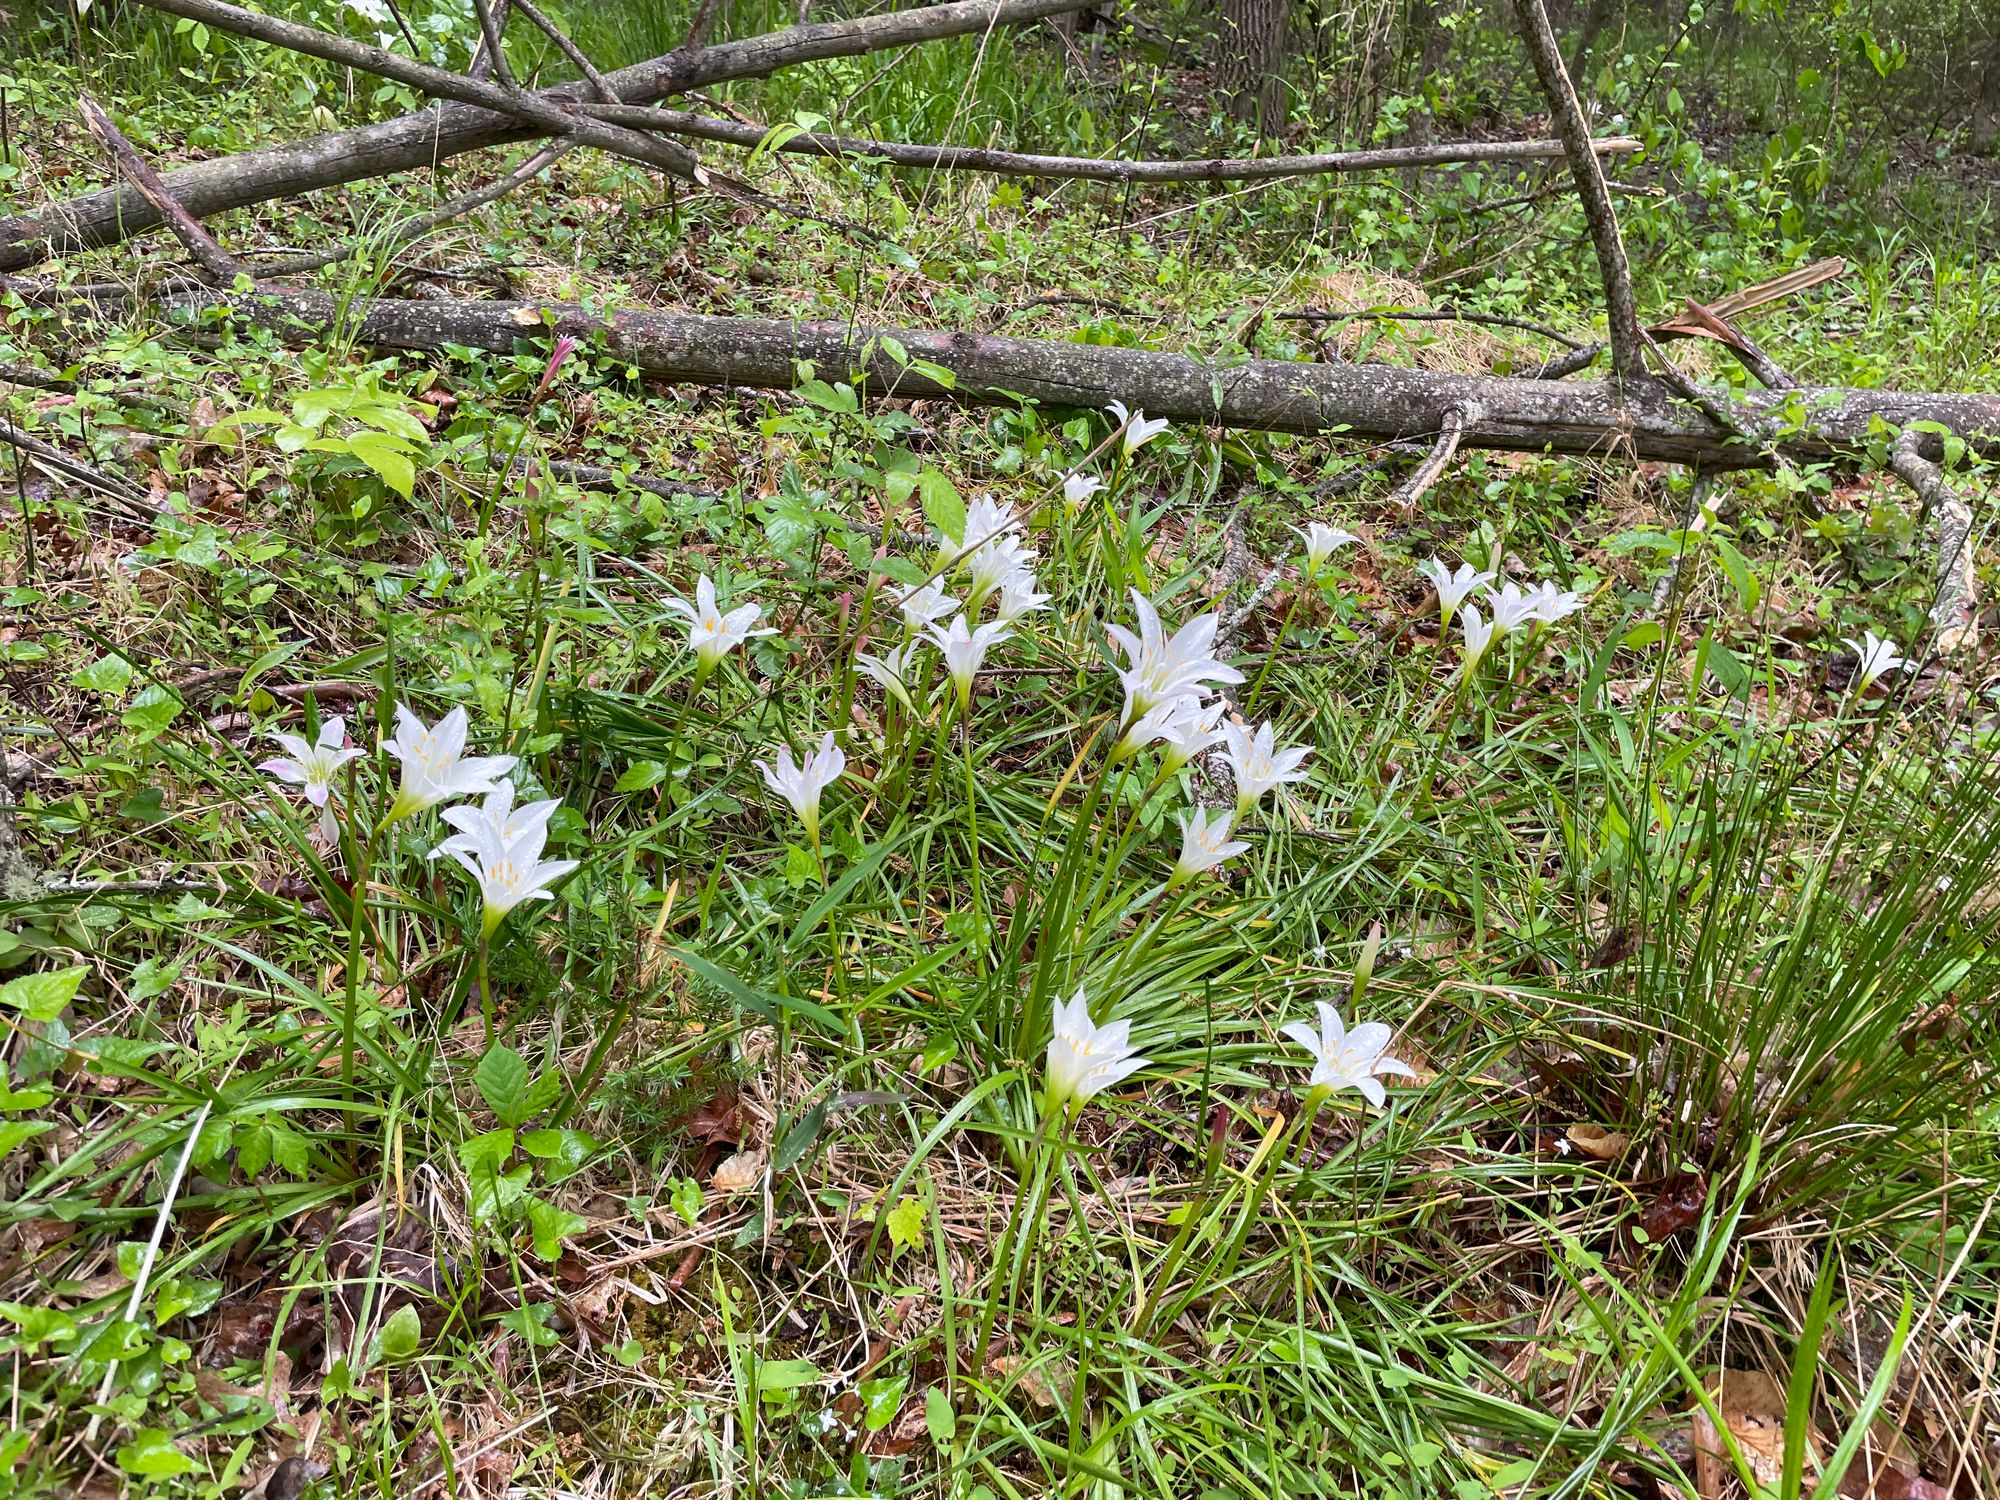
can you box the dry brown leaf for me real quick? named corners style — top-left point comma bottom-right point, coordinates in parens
top-left (711, 1148), bottom-right (766, 1194)
top-left (1566, 1124), bottom-right (1630, 1161)
top-left (1693, 1368), bottom-right (1810, 1497)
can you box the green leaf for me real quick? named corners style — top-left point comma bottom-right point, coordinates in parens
top-left (519, 1128), bottom-right (597, 1180)
top-left (457, 1128), bottom-right (516, 1176)
top-left (0, 1119), bottom-right (52, 1164)
top-left (0, 966), bottom-right (85, 1023)
top-left (668, 1177), bottom-right (704, 1227)
top-left (858, 1373), bottom-right (907, 1431)
top-left (496, 1302), bottom-right (562, 1347)
top-left (377, 1303), bottom-right (422, 1362)
top-left (116, 1429), bottom-right (197, 1478)
top-left (129, 959), bottom-right (180, 1002)
top-left (526, 1197), bottom-right (588, 1261)
top-left (924, 1386), bottom-right (956, 1445)
top-left (468, 1162), bottom-right (532, 1221)
top-left (121, 684), bottom-right (183, 737)
top-left (919, 468), bottom-right (965, 546)
top-left (884, 1195), bottom-right (926, 1256)
top-left (475, 1045), bottom-right (532, 1126)
top-left (755, 1358), bottom-right (822, 1395)
top-left (71, 652), bottom-right (133, 696)
top-left (771, 1101), bottom-right (828, 1176)
top-left (0, 1302), bottom-right (77, 1347)
top-left (613, 760), bottom-right (667, 793)
top-left (668, 949), bottom-right (840, 1033)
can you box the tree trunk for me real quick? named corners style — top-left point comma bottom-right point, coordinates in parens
top-left (172, 286), bottom-right (2000, 469)
top-left (1217, 0), bottom-right (1290, 136)
top-left (1973, 31), bottom-right (2000, 156)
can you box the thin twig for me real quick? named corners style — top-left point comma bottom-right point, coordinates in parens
top-left (1278, 305), bottom-right (1585, 350)
top-left (0, 415), bottom-right (152, 515)
top-left (1385, 403), bottom-right (1476, 517)
top-left (506, 0), bottom-right (618, 102)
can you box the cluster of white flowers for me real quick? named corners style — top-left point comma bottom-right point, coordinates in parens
top-left (1415, 555), bottom-right (1584, 674)
top-left (262, 704), bottom-right (578, 937)
top-left (1046, 987), bottom-right (1414, 1116)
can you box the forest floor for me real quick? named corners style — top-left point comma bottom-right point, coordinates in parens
top-left (1, 6), bottom-right (1999, 1498)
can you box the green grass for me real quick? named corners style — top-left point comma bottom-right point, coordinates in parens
top-left (2, 1), bottom-right (1999, 1496)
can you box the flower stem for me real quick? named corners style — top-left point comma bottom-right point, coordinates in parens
top-left (1243, 577), bottom-right (1308, 716)
top-left (340, 822), bottom-right (380, 1100)
top-left (476, 931), bottom-right (494, 1045)
top-left (973, 1103), bottom-right (1062, 1372)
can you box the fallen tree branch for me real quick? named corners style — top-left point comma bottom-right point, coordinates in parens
top-left (0, 415), bottom-right (153, 515)
top-left (165, 286), bottom-right (2000, 470)
top-left (1889, 429), bottom-right (1983, 652)
top-left (1509, 0), bottom-right (1645, 387)
top-left (586, 104), bottom-right (1641, 182)
top-left (77, 95), bottom-right (247, 283)
top-left (1279, 305), bottom-right (1586, 349)
top-left (1385, 403), bottom-right (1476, 515)
top-left (0, 0), bottom-right (1094, 271)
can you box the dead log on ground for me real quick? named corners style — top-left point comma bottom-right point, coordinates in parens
top-left (170, 286), bottom-right (2000, 470)
top-left (0, 0), bottom-right (1092, 271)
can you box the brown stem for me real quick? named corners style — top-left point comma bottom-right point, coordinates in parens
top-left (1889, 430), bottom-right (1982, 652)
top-left (76, 94), bottom-right (244, 282)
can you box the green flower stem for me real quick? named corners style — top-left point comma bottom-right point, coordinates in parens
top-left (340, 817), bottom-right (381, 1102)
top-left (973, 1103), bottom-right (1064, 1373)
top-left (1243, 568), bottom-right (1309, 715)
top-left (476, 930), bottom-right (494, 1045)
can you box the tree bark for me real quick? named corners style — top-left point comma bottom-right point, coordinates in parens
top-left (171, 286), bottom-right (2000, 469)
top-left (1973, 31), bottom-right (2000, 156)
top-left (1217, 0), bottom-right (1290, 135)
top-left (0, 0), bottom-right (1094, 272)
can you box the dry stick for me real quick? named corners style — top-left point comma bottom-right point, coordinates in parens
top-left (505, 0), bottom-right (618, 103)
top-left (251, 141), bottom-right (575, 277)
top-left (466, 0), bottom-right (510, 80)
top-left (1508, 0), bottom-right (1645, 389)
top-left (171, 287), bottom-right (2000, 469)
top-left (1384, 403), bottom-right (1476, 517)
top-left (1, 0), bottom-right (1096, 270)
top-left (1278, 305), bottom-right (1587, 350)
top-left (1889, 429), bottom-right (1983, 653)
top-left (0, 414), bottom-right (151, 514)
top-left (1649, 468), bottom-right (1714, 617)
top-left (76, 95), bottom-right (244, 282)
top-left (583, 104), bottom-right (1641, 182)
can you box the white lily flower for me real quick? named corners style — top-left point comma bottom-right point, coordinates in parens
top-left (1063, 472), bottom-right (1106, 509)
top-left (1172, 806), bottom-right (1250, 886)
top-left (1293, 522), bottom-right (1360, 576)
top-left (1483, 580), bottom-right (1543, 636)
top-left (755, 730), bottom-right (846, 847)
top-left (1105, 400), bottom-right (1171, 457)
top-left (259, 715), bottom-right (363, 810)
top-left (1112, 692), bottom-right (1225, 769)
top-left (441, 791), bottom-right (579, 938)
top-left (663, 574), bottom-right (778, 674)
top-left (993, 572), bottom-right (1052, 626)
top-left (1459, 605), bottom-right (1496, 677)
top-left (1845, 630), bottom-right (1910, 693)
top-left (926, 615), bottom-right (1012, 710)
top-left (1416, 558), bottom-right (1496, 628)
top-left (1280, 1000), bottom-right (1417, 1108)
top-left (855, 641), bottom-right (919, 712)
top-left (1045, 988), bottom-right (1148, 1112)
top-left (892, 578), bottom-right (962, 632)
top-left (964, 533), bottom-right (1037, 610)
top-left (381, 704), bottom-right (517, 824)
top-left (1221, 719), bottom-right (1311, 816)
top-left (437, 782), bottom-right (561, 862)
top-left (1527, 581), bottom-right (1585, 625)
top-left (937, 495), bottom-right (1023, 569)
top-left (1106, 589), bottom-right (1245, 727)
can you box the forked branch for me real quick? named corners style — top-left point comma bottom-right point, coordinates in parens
top-left (1889, 429), bottom-right (1983, 652)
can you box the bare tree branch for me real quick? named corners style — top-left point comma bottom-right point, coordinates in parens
top-left (1890, 429), bottom-right (1983, 652)
top-left (1385, 404), bottom-right (1476, 516)
top-left (1508, 0), bottom-right (1645, 387)
top-left (77, 94), bottom-right (245, 282)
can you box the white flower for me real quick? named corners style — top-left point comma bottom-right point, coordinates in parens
top-left (1280, 1000), bottom-right (1416, 1108)
top-left (1845, 630), bottom-right (1910, 693)
top-left (937, 495), bottom-right (1022, 569)
top-left (755, 730), bottom-right (846, 846)
top-left (1483, 581), bottom-right (1542, 636)
top-left (892, 578), bottom-right (961, 631)
top-left (1172, 806), bottom-right (1249, 886)
top-left (964, 533), bottom-right (1036, 610)
top-left (1106, 590), bottom-right (1245, 727)
top-left (926, 616), bottom-right (1012, 709)
top-left (381, 704), bottom-right (517, 824)
top-left (1527, 581), bottom-right (1585, 625)
top-left (1416, 558), bottom-right (1496, 628)
top-left (1220, 719), bottom-right (1311, 815)
top-left (1045, 988), bottom-right (1148, 1111)
top-left (1105, 400), bottom-right (1171, 457)
top-left (994, 573), bottom-right (1052, 626)
top-left (1459, 604), bottom-right (1496, 677)
top-left (855, 641), bottom-right (919, 712)
top-left (440, 787), bottom-right (579, 938)
top-left (1113, 692), bottom-right (1225, 769)
top-left (663, 574), bottom-right (777, 673)
top-left (1063, 472), bottom-right (1106, 508)
top-left (1293, 522), bottom-right (1360, 576)
top-left (259, 715), bottom-right (363, 810)
top-left (436, 781), bottom-right (560, 861)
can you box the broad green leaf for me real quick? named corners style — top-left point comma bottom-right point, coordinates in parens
top-left (885, 1195), bottom-right (926, 1255)
top-left (924, 1386), bottom-right (955, 1444)
top-left (756, 1358), bottom-right (821, 1394)
top-left (377, 1303), bottom-right (422, 1362)
top-left (858, 1373), bottom-right (906, 1431)
top-left (117, 1430), bottom-right (196, 1478)
top-left (475, 1045), bottom-right (532, 1126)
top-left (526, 1197), bottom-right (588, 1261)
top-left (0, 967), bottom-right (85, 1023)
top-left (519, 1128), bottom-right (596, 1179)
